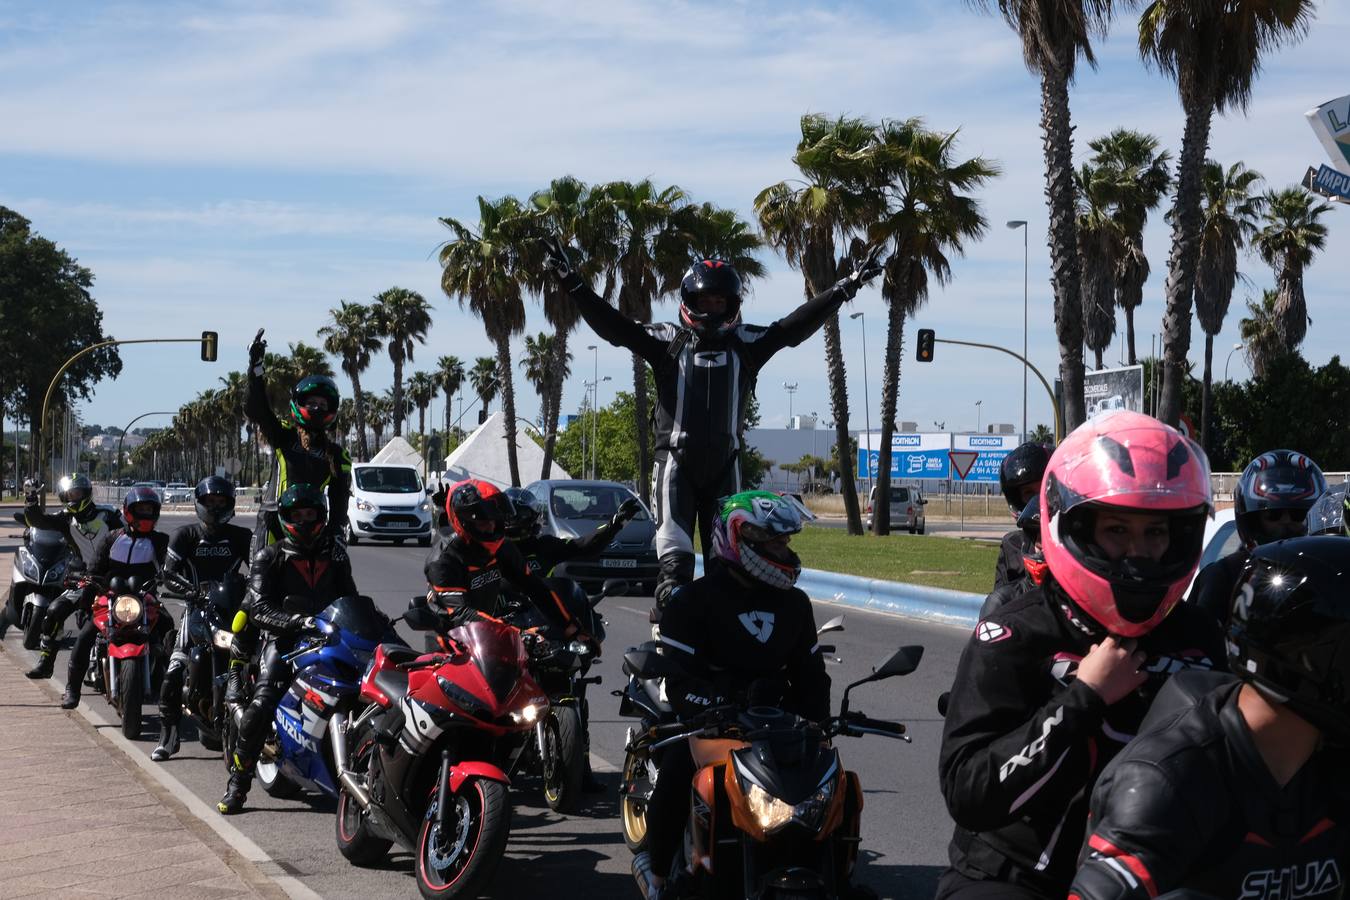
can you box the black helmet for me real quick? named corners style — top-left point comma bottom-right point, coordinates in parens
top-left (679, 259), bottom-right (743, 337)
top-left (194, 476), bottom-right (237, 528)
top-left (277, 483), bottom-right (328, 548)
top-left (1000, 442), bottom-right (1052, 516)
top-left (1227, 535), bottom-right (1350, 745)
top-left (56, 473), bottom-right (94, 517)
top-left (1233, 450), bottom-right (1327, 548)
top-left (1305, 483), bottom-right (1350, 537)
top-left (503, 487), bottom-right (544, 539)
top-left (122, 485), bottom-right (162, 534)
top-left (1016, 493), bottom-right (1041, 543)
top-left (290, 374), bottom-right (340, 431)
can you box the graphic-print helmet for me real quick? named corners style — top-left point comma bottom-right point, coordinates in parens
top-left (1000, 442), bottom-right (1052, 516)
top-left (503, 487), bottom-right (544, 540)
top-left (446, 480), bottom-right (511, 555)
top-left (711, 491), bottom-right (805, 590)
top-left (1228, 536), bottom-right (1350, 746)
top-left (1040, 411), bottom-right (1212, 637)
top-left (679, 259), bottom-right (743, 338)
top-left (277, 483), bottom-right (328, 548)
top-left (194, 475), bottom-right (237, 527)
top-left (290, 374), bottom-right (341, 431)
top-left (1233, 450), bottom-right (1326, 548)
top-left (57, 473), bottom-right (94, 517)
top-left (122, 485), bottom-right (162, 535)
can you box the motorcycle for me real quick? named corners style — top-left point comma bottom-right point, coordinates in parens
top-left (162, 571), bottom-right (247, 752)
top-left (90, 575), bottom-right (168, 740)
top-left (333, 609), bottom-right (548, 899)
top-left (617, 614), bottom-right (847, 854)
top-left (255, 594), bottom-right (404, 802)
top-left (625, 642), bottom-right (922, 900)
top-left (7, 512), bottom-right (70, 650)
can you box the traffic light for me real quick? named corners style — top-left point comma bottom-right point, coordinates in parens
top-left (200, 330), bottom-right (218, 362)
top-left (916, 328), bottom-right (935, 362)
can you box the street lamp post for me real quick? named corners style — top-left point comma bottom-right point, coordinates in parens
top-left (592, 375), bottom-right (611, 479)
top-left (849, 311), bottom-right (873, 494)
top-left (975, 400), bottom-right (983, 434)
top-left (1224, 342), bottom-right (1244, 381)
top-left (1007, 220), bottom-right (1029, 442)
top-left (784, 382), bottom-right (799, 427)
top-left (587, 345), bottom-right (599, 479)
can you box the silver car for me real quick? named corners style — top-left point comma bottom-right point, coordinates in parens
top-left (523, 480), bottom-right (658, 593)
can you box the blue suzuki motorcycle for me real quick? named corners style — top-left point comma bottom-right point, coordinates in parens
top-left (256, 594), bottom-right (404, 801)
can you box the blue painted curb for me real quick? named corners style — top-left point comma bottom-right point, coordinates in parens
top-left (693, 557), bottom-right (983, 629)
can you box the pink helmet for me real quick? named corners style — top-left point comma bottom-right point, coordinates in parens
top-left (1040, 411), bottom-right (1213, 637)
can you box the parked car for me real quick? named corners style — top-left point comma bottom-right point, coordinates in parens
top-left (865, 483), bottom-right (927, 534)
top-left (164, 482), bottom-right (192, 503)
top-left (524, 479), bottom-right (658, 593)
top-left (345, 463), bottom-right (434, 546)
top-left (1185, 507), bottom-right (1239, 600)
top-left (131, 481), bottom-right (165, 503)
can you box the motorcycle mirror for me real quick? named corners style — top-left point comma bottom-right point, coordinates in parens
top-left (871, 645), bottom-right (924, 680)
top-left (403, 605), bottom-right (441, 632)
top-left (937, 690), bottom-right (950, 718)
top-left (623, 647), bottom-right (680, 680)
top-left (816, 615), bottom-right (845, 636)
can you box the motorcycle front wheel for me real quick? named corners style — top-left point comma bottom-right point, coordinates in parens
top-left (415, 777), bottom-right (510, 899)
top-left (541, 705), bottom-right (584, 814)
top-left (257, 727), bottom-right (302, 799)
top-left (22, 605), bottom-right (45, 651)
top-left (117, 656), bottom-right (144, 740)
top-left (621, 745), bottom-right (653, 852)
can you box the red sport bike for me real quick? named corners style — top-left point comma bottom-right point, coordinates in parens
top-left (89, 576), bottom-right (167, 740)
top-left (331, 610), bottom-right (549, 899)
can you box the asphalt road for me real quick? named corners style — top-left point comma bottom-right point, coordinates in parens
top-left (10, 512), bottom-right (972, 899)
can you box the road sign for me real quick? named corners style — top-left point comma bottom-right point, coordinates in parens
top-left (1304, 163), bottom-right (1350, 204)
top-left (949, 450), bottom-right (979, 480)
top-left (1306, 95), bottom-right (1350, 173)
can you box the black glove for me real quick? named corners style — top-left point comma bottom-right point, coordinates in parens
top-left (248, 328), bottom-right (267, 376)
top-left (541, 235), bottom-right (578, 284)
top-left (611, 498), bottom-right (642, 528)
top-left (833, 245), bottom-right (884, 300)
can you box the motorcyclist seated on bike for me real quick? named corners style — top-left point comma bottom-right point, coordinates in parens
top-left (979, 495), bottom-right (1044, 619)
top-left (1189, 449), bottom-right (1326, 627)
top-left (3, 474), bottom-right (115, 640)
top-left (1071, 536), bottom-right (1350, 899)
top-left (27, 486), bottom-right (172, 710)
top-left (936, 412), bottom-right (1225, 900)
top-left (504, 486), bottom-right (643, 578)
top-left (634, 490), bottom-right (834, 900)
top-left (994, 442), bottom-right (1051, 590)
top-left (153, 475), bottom-right (253, 761)
top-left (218, 483), bottom-right (357, 815)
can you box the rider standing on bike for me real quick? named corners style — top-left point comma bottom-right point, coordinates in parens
top-left (153, 476), bottom-right (253, 761)
top-left (244, 329), bottom-right (352, 554)
top-left (28, 486), bottom-right (171, 709)
top-left (1189, 449), bottom-right (1326, 626)
top-left (218, 484), bottom-right (357, 814)
top-left (936, 412), bottom-right (1224, 900)
top-left (503, 486), bottom-right (643, 577)
top-left (994, 443), bottom-right (1051, 590)
top-left (635, 490), bottom-right (833, 899)
top-left (1072, 536), bottom-right (1350, 899)
top-left (542, 237), bottom-right (881, 607)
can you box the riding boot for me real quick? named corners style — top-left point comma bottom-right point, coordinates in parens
top-left (654, 552), bottom-right (695, 611)
top-left (217, 756), bottom-right (254, 815)
top-left (60, 683), bottom-right (80, 709)
top-left (152, 724), bottom-right (181, 761)
top-left (25, 650), bottom-right (55, 680)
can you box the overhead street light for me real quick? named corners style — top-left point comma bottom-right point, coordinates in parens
top-left (1006, 220), bottom-right (1029, 442)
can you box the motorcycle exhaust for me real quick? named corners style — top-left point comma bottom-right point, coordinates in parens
top-left (330, 714), bottom-right (373, 811)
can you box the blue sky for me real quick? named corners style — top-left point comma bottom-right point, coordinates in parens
top-left (3, 0), bottom-right (1346, 438)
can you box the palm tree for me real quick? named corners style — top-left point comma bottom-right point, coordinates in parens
top-left (867, 118), bottom-right (997, 535)
top-left (216, 370), bottom-right (248, 482)
top-left (1140, 0), bottom-right (1316, 424)
top-left (441, 196), bottom-right (534, 485)
top-left (468, 356), bottom-right (499, 422)
top-left (406, 371), bottom-right (438, 479)
top-left (1087, 129), bottom-right (1172, 365)
top-left (372, 287), bottom-right (432, 438)
top-left (318, 301), bottom-right (383, 461)
top-left (1075, 160), bottom-right (1120, 371)
top-left (1252, 186), bottom-right (1331, 353)
top-left (436, 354), bottom-right (466, 439)
top-left (286, 342), bottom-right (333, 379)
top-left (755, 113), bottom-right (879, 535)
top-left (1195, 160), bottom-right (1264, 449)
top-left (590, 179), bottom-right (690, 503)
top-left (973, 0), bottom-right (1126, 430)
top-left (519, 332), bottom-right (571, 438)
top-left (668, 202), bottom-right (768, 284)
top-left (1239, 289), bottom-right (1285, 378)
top-left (334, 397), bottom-right (356, 447)
top-left (366, 393), bottom-right (391, 449)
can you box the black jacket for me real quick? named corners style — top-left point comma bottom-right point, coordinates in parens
top-left (994, 530), bottom-right (1026, 590)
top-left (658, 567), bottom-right (830, 723)
top-left (245, 368), bottom-right (352, 529)
top-left (978, 575), bottom-right (1036, 620)
top-left (1188, 549), bottom-right (1249, 627)
top-left (1072, 671), bottom-right (1350, 900)
top-left (23, 502), bottom-right (118, 570)
top-left (166, 523), bottom-right (253, 584)
top-left (938, 581), bottom-right (1225, 894)
top-left (564, 273), bottom-right (850, 465)
top-left (245, 537), bottom-right (357, 636)
top-left (423, 534), bottom-right (575, 632)
top-left (515, 520), bottom-right (623, 577)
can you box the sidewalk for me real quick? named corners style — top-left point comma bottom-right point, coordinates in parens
top-left (0, 520), bottom-right (286, 899)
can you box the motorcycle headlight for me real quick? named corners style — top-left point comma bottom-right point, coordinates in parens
top-left (112, 594), bottom-right (143, 625)
top-left (44, 559), bottom-right (67, 584)
top-left (355, 498), bottom-right (375, 512)
top-left (744, 781), bottom-right (794, 834)
top-left (17, 547), bottom-right (39, 581)
top-left (510, 703), bottom-right (540, 725)
top-left (790, 778), bottom-right (837, 831)
top-left (566, 640), bottom-right (591, 656)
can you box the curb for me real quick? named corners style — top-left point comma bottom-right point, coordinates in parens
top-left (693, 557), bottom-right (983, 629)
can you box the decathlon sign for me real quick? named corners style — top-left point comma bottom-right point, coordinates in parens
top-left (952, 433), bottom-right (1017, 483)
top-left (858, 432), bottom-right (950, 480)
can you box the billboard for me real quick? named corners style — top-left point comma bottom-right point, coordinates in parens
top-left (952, 433), bottom-right (1018, 483)
top-left (1084, 365), bottom-right (1145, 418)
top-left (858, 432), bottom-right (950, 480)
top-left (1307, 95), bottom-right (1350, 174)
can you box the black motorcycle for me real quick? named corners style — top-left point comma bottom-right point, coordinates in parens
top-left (7, 512), bottom-right (70, 649)
top-left (163, 571), bottom-right (247, 752)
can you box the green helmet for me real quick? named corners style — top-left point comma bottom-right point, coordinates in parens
top-left (711, 491), bottom-right (805, 589)
top-left (290, 374), bottom-right (340, 431)
top-left (278, 483), bottom-right (328, 547)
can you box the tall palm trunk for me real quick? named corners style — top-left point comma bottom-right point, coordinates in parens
top-left (632, 354), bottom-right (650, 503)
top-left (1124, 306), bottom-right (1138, 366)
top-left (1200, 333), bottom-right (1214, 453)
top-left (540, 325), bottom-right (569, 479)
top-left (418, 406), bottom-right (428, 480)
top-left (350, 370), bottom-right (370, 462)
top-left (1041, 61), bottom-right (1087, 430)
top-left (493, 334), bottom-right (521, 486)
top-left (822, 313), bottom-right (862, 535)
top-left (391, 353), bottom-right (405, 437)
top-left (873, 300), bottom-right (908, 536)
top-left (1157, 96), bottom-right (1214, 425)
top-left (1274, 265), bottom-right (1307, 351)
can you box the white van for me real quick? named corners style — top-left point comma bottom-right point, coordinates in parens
top-left (346, 463), bottom-right (434, 546)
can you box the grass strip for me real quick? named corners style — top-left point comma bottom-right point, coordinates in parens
top-left (792, 526), bottom-right (998, 595)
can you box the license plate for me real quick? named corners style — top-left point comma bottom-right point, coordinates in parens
top-left (384, 521), bottom-right (410, 528)
top-left (601, 558), bottom-right (637, 568)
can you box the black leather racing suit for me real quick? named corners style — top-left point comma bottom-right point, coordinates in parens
top-left (7, 502), bottom-right (116, 642)
top-left (645, 566), bottom-right (832, 878)
top-left (422, 533), bottom-right (577, 633)
top-left (936, 581), bottom-right (1225, 899)
top-left (994, 530), bottom-right (1027, 590)
top-left (159, 523), bottom-right (252, 728)
top-left (245, 366), bottom-right (352, 553)
top-left (561, 271), bottom-right (856, 603)
top-left (1071, 671), bottom-right (1350, 900)
top-left (231, 537), bottom-right (358, 768)
top-left (1187, 549), bottom-right (1249, 628)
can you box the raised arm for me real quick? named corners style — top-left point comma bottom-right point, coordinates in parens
top-left (244, 329), bottom-right (289, 449)
top-left (542, 236), bottom-right (666, 363)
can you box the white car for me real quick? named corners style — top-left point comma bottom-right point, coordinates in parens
top-left (345, 463), bottom-right (434, 546)
top-left (164, 482), bottom-right (193, 504)
top-left (1186, 507), bottom-right (1239, 598)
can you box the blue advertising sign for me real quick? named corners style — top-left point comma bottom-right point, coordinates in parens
top-left (857, 433), bottom-right (951, 480)
top-left (952, 434), bottom-right (1017, 483)
top-left (1312, 163), bottom-right (1350, 197)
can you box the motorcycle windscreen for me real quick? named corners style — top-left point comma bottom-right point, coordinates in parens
top-left (453, 618), bottom-right (528, 705)
top-left (320, 595), bottom-right (388, 640)
top-left (29, 529), bottom-right (68, 567)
